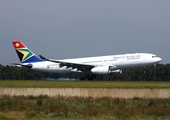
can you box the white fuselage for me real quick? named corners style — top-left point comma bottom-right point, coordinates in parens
top-left (24, 53), bottom-right (161, 74)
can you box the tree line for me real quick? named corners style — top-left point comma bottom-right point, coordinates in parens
top-left (0, 64), bottom-right (170, 81)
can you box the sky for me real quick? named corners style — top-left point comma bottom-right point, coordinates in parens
top-left (0, 0), bottom-right (170, 65)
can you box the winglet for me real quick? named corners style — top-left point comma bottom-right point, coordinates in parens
top-left (39, 55), bottom-right (47, 60)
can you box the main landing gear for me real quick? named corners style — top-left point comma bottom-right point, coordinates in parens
top-left (143, 67), bottom-right (147, 73)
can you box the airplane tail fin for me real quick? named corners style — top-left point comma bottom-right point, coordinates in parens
top-left (12, 41), bottom-right (43, 63)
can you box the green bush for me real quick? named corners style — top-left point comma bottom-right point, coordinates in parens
top-left (0, 95), bottom-right (170, 118)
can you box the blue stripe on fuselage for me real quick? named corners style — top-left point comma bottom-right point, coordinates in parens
top-left (22, 56), bottom-right (44, 63)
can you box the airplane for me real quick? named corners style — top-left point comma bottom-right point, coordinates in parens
top-left (12, 41), bottom-right (162, 79)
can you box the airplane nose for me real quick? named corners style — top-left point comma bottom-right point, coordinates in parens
top-left (158, 57), bottom-right (162, 62)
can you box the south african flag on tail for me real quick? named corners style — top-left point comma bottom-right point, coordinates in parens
top-left (12, 41), bottom-right (43, 63)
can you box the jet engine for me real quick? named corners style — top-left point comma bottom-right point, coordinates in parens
top-left (91, 66), bottom-right (122, 74)
top-left (109, 69), bottom-right (122, 74)
top-left (91, 66), bottom-right (109, 74)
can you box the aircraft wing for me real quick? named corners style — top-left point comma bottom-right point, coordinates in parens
top-left (39, 55), bottom-right (95, 71)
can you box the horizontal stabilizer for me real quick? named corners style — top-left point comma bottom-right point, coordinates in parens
top-left (11, 63), bottom-right (32, 68)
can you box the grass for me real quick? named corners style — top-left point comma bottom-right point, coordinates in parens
top-left (0, 80), bottom-right (170, 88)
top-left (0, 95), bottom-right (170, 120)
top-left (0, 80), bottom-right (170, 119)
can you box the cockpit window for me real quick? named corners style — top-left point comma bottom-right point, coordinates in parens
top-left (152, 56), bottom-right (157, 58)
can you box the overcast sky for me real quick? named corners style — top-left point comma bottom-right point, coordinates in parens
top-left (0, 0), bottom-right (170, 65)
